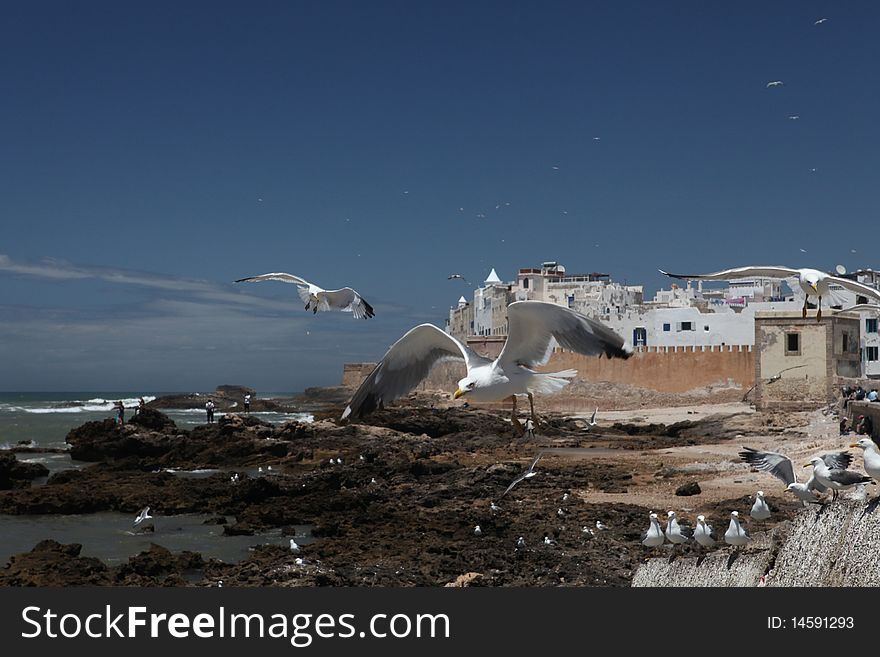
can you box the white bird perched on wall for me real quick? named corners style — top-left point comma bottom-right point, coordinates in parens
top-left (805, 455), bottom-right (872, 501)
top-left (850, 438), bottom-right (880, 484)
top-left (750, 491), bottom-right (772, 521)
top-left (342, 301), bottom-right (632, 430)
top-left (659, 266), bottom-right (880, 321)
top-left (694, 515), bottom-right (717, 548)
top-left (234, 272), bottom-right (375, 319)
top-left (724, 511), bottom-right (751, 547)
top-left (664, 511), bottom-right (692, 545)
top-left (739, 446), bottom-right (827, 505)
top-left (641, 513), bottom-right (665, 548)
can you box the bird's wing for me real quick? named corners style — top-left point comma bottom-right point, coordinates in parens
top-left (805, 474), bottom-right (827, 493)
top-left (738, 447), bottom-right (797, 487)
top-left (234, 272), bottom-right (317, 304)
top-left (829, 470), bottom-right (872, 486)
top-left (659, 266), bottom-right (800, 281)
top-left (825, 275), bottom-right (880, 302)
top-left (822, 452), bottom-right (853, 470)
top-left (342, 325), bottom-right (489, 418)
top-left (499, 473), bottom-right (527, 500)
top-left (527, 452), bottom-right (544, 473)
top-left (321, 288), bottom-right (375, 319)
top-left (590, 408), bottom-right (597, 424)
top-left (498, 301), bottom-right (632, 370)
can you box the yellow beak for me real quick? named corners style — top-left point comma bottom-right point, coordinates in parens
top-left (453, 388), bottom-right (466, 399)
top-left (850, 443), bottom-right (859, 448)
top-left (810, 283), bottom-right (818, 292)
top-left (803, 463), bottom-right (812, 468)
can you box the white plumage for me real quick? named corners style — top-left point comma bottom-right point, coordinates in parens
top-left (342, 301), bottom-right (631, 420)
top-left (234, 272), bottom-right (375, 319)
top-left (660, 266), bottom-right (880, 320)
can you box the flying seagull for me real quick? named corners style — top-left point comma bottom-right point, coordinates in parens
top-left (134, 506), bottom-right (153, 526)
top-left (766, 81), bottom-right (784, 88)
top-left (659, 266), bottom-right (880, 320)
top-left (805, 455), bottom-right (871, 501)
top-left (814, 18), bottom-right (828, 25)
top-left (586, 407), bottom-right (599, 428)
top-left (341, 300), bottom-right (632, 427)
top-left (739, 446), bottom-right (831, 504)
top-left (788, 115), bottom-right (800, 120)
top-left (498, 452), bottom-right (544, 499)
top-left (447, 274), bottom-right (470, 284)
top-left (234, 272), bottom-right (375, 319)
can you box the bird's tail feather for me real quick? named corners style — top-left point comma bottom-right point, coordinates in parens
top-left (533, 370), bottom-right (578, 394)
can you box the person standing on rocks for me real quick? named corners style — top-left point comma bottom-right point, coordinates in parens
top-left (244, 393), bottom-right (251, 415)
top-left (115, 400), bottom-right (125, 426)
top-left (206, 399), bottom-right (215, 424)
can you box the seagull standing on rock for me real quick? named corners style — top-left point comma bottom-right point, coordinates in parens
top-left (289, 539), bottom-right (301, 553)
top-left (694, 516), bottom-right (717, 548)
top-left (849, 438), bottom-right (880, 484)
top-left (750, 491), bottom-right (772, 521)
top-left (641, 513), bottom-right (665, 548)
top-left (724, 511), bottom-right (751, 547)
top-left (806, 455), bottom-right (872, 500)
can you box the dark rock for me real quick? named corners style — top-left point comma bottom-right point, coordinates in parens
top-left (0, 453), bottom-right (49, 489)
top-left (0, 540), bottom-right (110, 586)
top-left (675, 481), bottom-right (702, 496)
top-left (223, 523), bottom-right (255, 536)
top-left (129, 408), bottom-right (177, 432)
top-left (203, 516), bottom-right (228, 525)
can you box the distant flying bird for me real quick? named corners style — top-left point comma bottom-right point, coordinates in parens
top-left (498, 452), bottom-right (544, 499)
top-left (799, 248), bottom-right (807, 252)
top-left (234, 272), bottom-right (375, 319)
top-left (447, 274), bottom-right (470, 284)
top-left (660, 265), bottom-right (880, 321)
top-left (134, 506), bottom-right (153, 526)
top-left (592, 136), bottom-right (601, 141)
top-left (814, 18), bottom-right (828, 25)
top-left (766, 81), bottom-right (784, 88)
top-left (788, 115), bottom-right (800, 120)
top-left (586, 407), bottom-right (599, 428)
top-left (552, 165), bottom-right (560, 170)
top-left (342, 301), bottom-right (631, 423)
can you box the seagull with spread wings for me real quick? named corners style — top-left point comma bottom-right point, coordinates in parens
top-left (739, 446), bottom-right (851, 504)
top-left (234, 272), bottom-right (375, 319)
top-left (342, 300), bottom-right (632, 430)
top-left (659, 266), bottom-right (880, 320)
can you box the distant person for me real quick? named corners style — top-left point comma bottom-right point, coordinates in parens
top-left (115, 400), bottom-right (125, 426)
top-left (244, 394), bottom-right (251, 415)
top-left (136, 397), bottom-right (146, 416)
top-left (524, 418), bottom-right (535, 438)
top-left (856, 388), bottom-right (866, 401)
top-left (206, 399), bottom-right (215, 424)
top-left (856, 414), bottom-right (873, 436)
top-left (840, 417), bottom-right (850, 435)
top-left (870, 390), bottom-right (878, 402)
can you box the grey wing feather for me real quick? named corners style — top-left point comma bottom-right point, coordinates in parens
top-left (234, 272), bottom-right (314, 304)
top-left (498, 301), bottom-right (632, 369)
top-left (342, 325), bottom-right (487, 419)
top-left (806, 475), bottom-right (828, 493)
top-left (738, 447), bottom-right (796, 487)
top-left (826, 275), bottom-right (880, 302)
top-left (829, 470), bottom-right (872, 486)
top-left (322, 288), bottom-right (375, 319)
top-left (659, 266), bottom-right (799, 281)
top-left (822, 452), bottom-right (853, 470)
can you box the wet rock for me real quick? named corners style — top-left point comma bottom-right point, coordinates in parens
top-left (0, 453), bottom-right (49, 489)
top-left (0, 540), bottom-right (111, 586)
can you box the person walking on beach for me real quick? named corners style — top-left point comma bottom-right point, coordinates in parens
top-left (115, 400), bottom-right (125, 426)
top-left (244, 393), bottom-right (251, 415)
top-left (524, 418), bottom-right (535, 438)
top-left (206, 399), bottom-right (215, 424)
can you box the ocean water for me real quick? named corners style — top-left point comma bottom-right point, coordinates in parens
top-left (0, 392), bottom-right (314, 565)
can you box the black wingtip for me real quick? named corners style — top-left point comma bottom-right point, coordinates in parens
top-left (363, 300), bottom-right (375, 319)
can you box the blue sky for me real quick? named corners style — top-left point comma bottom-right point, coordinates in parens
top-left (2, 1), bottom-right (878, 391)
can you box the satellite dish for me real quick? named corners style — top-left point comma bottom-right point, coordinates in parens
top-left (835, 265), bottom-right (847, 275)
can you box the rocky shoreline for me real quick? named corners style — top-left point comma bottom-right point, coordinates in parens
top-left (0, 402), bottom-right (798, 587)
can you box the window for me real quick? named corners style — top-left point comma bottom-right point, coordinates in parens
top-left (843, 333), bottom-right (849, 353)
top-left (704, 325), bottom-right (710, 332)
top-left (523, 278), bottom-right (529, 289)
top-left (868, 318), bottom-right (878, 334)
top-left (568, 295), bottom-right (575, 308)
top-left (868, 347), bottom-right (878, 362)
top-left (678, 321), bottom-right (694, 332)
top-left (785, 332), bottom-right (800, 355)
top-left (663, 323), bottom-right (671, 332)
